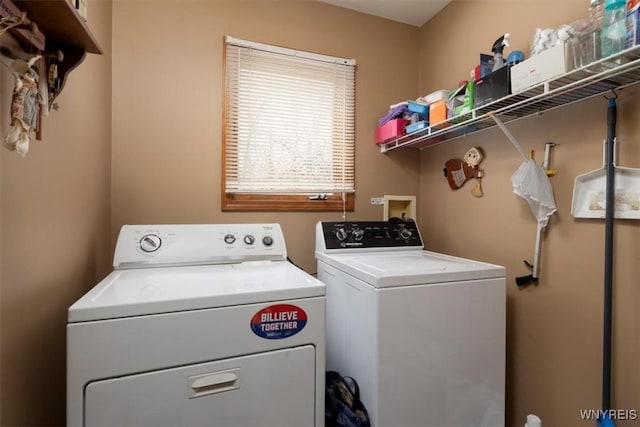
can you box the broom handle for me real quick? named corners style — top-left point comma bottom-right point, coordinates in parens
top-left (602, 97), bottom-right (616, 412)
top-left (532, 221), bottom-right (543, 278)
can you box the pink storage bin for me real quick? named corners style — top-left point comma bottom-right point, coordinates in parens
top-left (376, 119), bottom-right (409, 144)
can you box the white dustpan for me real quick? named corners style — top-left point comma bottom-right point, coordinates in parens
top-left (571, 140), bottom-right (640, 219)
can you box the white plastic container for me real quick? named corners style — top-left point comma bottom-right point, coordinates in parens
top-left (424, 89), bottom-right (449, 104)
top-left (511, 43), bottom-right (572, 93)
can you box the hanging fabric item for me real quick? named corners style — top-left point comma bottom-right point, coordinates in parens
top-left (490, 113), bottom-right (558, 287)
top-left (511, 147), bottom-right (558, 288)
top-left (511, 156), bottom-right (557, 228)
top-left (4, 56), bottom-right (42, 157)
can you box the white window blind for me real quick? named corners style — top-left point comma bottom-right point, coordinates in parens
top-left (224, 36), bottom-right (355, 194)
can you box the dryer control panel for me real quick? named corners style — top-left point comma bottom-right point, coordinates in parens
top-left (113, 223), bottom-right (287, 269)
top-left (316, 221), bottom-right (423, 251)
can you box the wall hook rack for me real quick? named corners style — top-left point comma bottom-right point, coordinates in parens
top-left (1, 0), bottom-right (102, 146)
top-left (0, 0), bottom-right (45, 50)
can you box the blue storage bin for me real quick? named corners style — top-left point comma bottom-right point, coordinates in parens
top-left (407, 101), bottom-right (429, 120)
top-left (405, 120), bottom-right (428, 134)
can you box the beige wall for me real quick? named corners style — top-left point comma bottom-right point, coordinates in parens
top-left (419, 1), bottom-right (640, 426)
top-left (2, 0), bottom-right (638, 426)
top-left (111, 0), bottom-right (421, 273)
top-left (0, 1), bottom-right (112, 425)
top-left (0, 1), bottom-right (420, 425)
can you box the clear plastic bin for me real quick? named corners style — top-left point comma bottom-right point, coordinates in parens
top-left (571, 30), bottom-right (600, 69)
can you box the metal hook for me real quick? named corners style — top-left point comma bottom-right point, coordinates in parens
top-left (604, 89), bottom-right (618, 100)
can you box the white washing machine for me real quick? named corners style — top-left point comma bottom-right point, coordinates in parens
top-left (67, 223), bottom-right (325, 427)
top-left (315, 221), bottom-right (506, 427)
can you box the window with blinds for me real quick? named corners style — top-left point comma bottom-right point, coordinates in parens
top-left (223, 36), bottom-right (356, 211)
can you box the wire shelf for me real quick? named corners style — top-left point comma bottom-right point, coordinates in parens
top-left (379, 45), bottom-right (640, 153)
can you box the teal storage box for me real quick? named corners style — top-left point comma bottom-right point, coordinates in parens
top-left (407, 101), bottom-right (429, 120)
top-left (405, 120), bottom-right (428, 134)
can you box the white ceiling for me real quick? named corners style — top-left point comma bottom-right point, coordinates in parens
top-left (317, 0), bottom-right (452, 27)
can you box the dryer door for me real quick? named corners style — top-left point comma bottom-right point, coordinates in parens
top-left (85, 345), bottom-right (316, 427)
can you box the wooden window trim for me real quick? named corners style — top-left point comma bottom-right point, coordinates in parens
top-left (222, 37), bottom-right (356, 213)
top-left (222, 193), bottom-right (355, 212)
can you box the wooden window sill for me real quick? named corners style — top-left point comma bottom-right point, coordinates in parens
top-left (222, 193), bottom-right (354, 212)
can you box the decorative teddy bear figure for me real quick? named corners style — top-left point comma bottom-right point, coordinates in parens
top-left (443, 146), bottom-right (484, 197)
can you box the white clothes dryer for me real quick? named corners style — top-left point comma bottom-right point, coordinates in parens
top-left (316, 221), bottom-right (506, 427)
top-left (68, 223), bottom-right (325, 427)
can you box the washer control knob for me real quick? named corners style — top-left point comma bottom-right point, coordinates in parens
top-left (244, 234), bottom-right (255, 245)
top-left (335, 228), bottom-right (349, 241)
top-left (399, 228), bottom-right (413, 241)
top-left (224, 234), bottom-right (236, 244)
top-left (352, 228), bottom-right (364, 241)
top-left (262, 236), bottom-right (274, 246)
top-left (139, 234), bottom-right (162, 253)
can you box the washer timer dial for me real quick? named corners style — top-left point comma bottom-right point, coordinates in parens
top-left (398, 227), bottom-right (413, 241)
top-left (139, 234), bottom-right (162, 253)
top-left (335, 228), bottom-right (349, 241)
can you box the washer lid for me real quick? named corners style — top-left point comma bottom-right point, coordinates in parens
top-left (316, 250), bottom-right (505, 287)
top-left (68, 261), bottom-right (325, 322)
